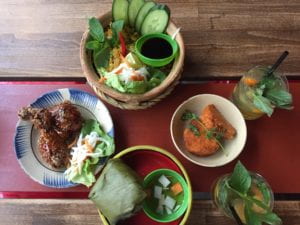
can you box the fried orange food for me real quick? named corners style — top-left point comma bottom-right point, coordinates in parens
top-left (183, 120), bottom-right (219, 156)
top-left (201, 104), bottom-right (236, 140)
top-left (183, 104), bottom-right (237, 157)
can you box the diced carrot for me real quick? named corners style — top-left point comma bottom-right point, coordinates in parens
top-left (243, 77), bottom-right (259, 87)
top-left (171, 182), bottom-right (183, 196)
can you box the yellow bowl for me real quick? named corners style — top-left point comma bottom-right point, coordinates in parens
top-left (97, 145), bottom-right (192, 225)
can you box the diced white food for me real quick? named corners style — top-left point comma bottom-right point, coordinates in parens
top-left (154, 185), bottom-right (163, 199)
top-left (164, 195), bottom-right (176, 210)
top-left (174, 204), bottom-right (181, 212)
top-left (158, 175), bottom-right (171, 188)
top-left (156, 205), bottom-right (164, 215)
top-left (165, 206), bottom-right (173, 215)
top-left (158, 194), bottom-right (165, 207)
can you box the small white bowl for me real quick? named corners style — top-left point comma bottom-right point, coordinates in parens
top-left (170, 94), bottom-right (247, 167)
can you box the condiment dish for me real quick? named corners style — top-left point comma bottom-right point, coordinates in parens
top-left (143, 169), bottom-right (189, 223)
top-left (135, 33), bottom-right (178, 67)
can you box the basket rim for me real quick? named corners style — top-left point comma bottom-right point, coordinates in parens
top-left (80, 11), bottom-right (185, 104)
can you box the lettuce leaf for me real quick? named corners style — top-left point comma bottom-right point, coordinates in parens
top-left (65, 119), bottom-right (115, 187)
top-left (125, 80), bottom-right (148, 94)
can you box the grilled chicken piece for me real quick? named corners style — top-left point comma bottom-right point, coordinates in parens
top-left (38, 130), bottom-right (70, 169)
top-left (18, 101), bottom-right (83, 169)
top-left (200, 104), bottom-right (236, 140)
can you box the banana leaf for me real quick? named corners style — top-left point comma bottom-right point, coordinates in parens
top-left (89, 158), bottom-right (147, 225)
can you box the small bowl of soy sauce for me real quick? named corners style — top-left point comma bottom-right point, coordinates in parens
top-left (135, 33), bottom-right (179, 67)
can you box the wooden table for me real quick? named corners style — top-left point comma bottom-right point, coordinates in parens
top-left (0, 0), bottom-right (300, 79)
top-left (1, 0), bottom-right (300, 225)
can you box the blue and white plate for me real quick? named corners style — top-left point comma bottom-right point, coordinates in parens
top-left (14, 88), bottom-right (114, 188)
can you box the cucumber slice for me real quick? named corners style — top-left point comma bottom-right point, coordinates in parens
top-left (135, 1), bottom-right (156, 32)
top-left (140, 4), bottom-right (170, 35)
top-left (112, 0), bottom-right (129, 24)
top-left (128, 0), bottom-right (145, 27)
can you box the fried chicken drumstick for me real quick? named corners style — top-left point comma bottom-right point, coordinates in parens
top-left (18, 101), bottom-right (83, 169)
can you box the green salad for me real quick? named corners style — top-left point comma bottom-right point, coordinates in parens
top-left (64, 119), bottom-right (115, 187)
top-left (85, 0), bottom-right (173, 94)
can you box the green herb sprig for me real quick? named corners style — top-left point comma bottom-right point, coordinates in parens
top-left (252, 73), bottom-right (293, 117)
top-left (181, 110), bottom-right (226, 153)
top-left (223, 161), bottom-right (282, 225)
top-left (86, 17), bottom-right (124, 70)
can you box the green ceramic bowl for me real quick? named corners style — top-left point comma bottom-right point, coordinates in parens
top-left (143, 169), bottom-right (189, 223)
top-left (135, 33), bottom-right (179, 67)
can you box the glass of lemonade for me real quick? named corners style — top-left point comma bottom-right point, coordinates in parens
top-left (211, 172), bottom-right (274, 224)
top-left (231, 66), bottom-right (289, 120)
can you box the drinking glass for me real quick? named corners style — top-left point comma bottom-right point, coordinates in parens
top-left (231, 66), bottom-right (289, 120)
top-left (211, 172), bottom-right (274, 224)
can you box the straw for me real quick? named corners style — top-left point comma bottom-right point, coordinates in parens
top-left (229, 205), bottom-right (244, 225)
top-left (267, 51), bottom-right (289, 76)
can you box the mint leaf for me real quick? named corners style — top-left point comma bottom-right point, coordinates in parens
top-left (258, 212), bottom-right (282, 225)
top-left (89, 17), bottom-right (105, 42)
top-left (245, 202), bottom-right (262, 225)
top-left (111, 20), bottom-right (124, 47)
top-left (229, 161), bottom-right (251, 194)
top-left (85, 40), bottom-right (102, 50)
top-left (253, 94), bottom-right (274, 116)
top-left (259, 75), bottom-right (277, 90)
top-left (256, 181), bottom-right (271, 205)
top-left (93, 46), bottom-right (110, 69)
top-left (264, 89), bottom-right (293, 108)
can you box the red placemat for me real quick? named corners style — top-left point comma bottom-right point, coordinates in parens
top-left (0, 82), bottom-right (299, 198)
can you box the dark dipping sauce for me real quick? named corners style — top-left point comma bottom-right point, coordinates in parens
top-left (141, 37), bottom-right (173, 59)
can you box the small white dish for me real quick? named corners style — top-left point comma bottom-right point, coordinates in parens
top-left (170, 94), bottom-right (247, 167)
top-left (14, 88), bottom-right (114, 188)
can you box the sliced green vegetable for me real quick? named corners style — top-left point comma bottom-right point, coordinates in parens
top-left (135, 1), bottom-right (156, 32)
top-left (128, 0), bottom-right (145, 27)
top-left (140, 4), bottom-right (170, 35)
top-left (112, 0), bottom-right (129, 24)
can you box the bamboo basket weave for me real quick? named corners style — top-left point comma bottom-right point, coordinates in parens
top-left (80, 12), bottom-right (185, 110)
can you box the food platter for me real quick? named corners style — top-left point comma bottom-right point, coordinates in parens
top-left (97, 145), bottom-right (192, 225)
top-left (14, 88), bottom-right (114, 188)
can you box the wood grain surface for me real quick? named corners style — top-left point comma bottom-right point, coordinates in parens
top-left (0, 199), bottom-right (299, 225)
top-left (0, 0), bottom-right (299, 79)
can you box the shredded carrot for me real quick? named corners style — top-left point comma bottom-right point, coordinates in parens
top-left (84, 139), bottom-right (94, 153)
top-left (131, 74), bottom-right (145, 81)
top-left (99, 77), bottom-right (107, 84)
top-left (115, 67), bottom-right (124, 75)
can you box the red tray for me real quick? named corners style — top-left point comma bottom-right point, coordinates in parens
top-left (0, 81), bottom-right (300, 198)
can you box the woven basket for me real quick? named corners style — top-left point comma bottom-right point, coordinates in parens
top-left (80, 12), bottom-right (185, 110)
